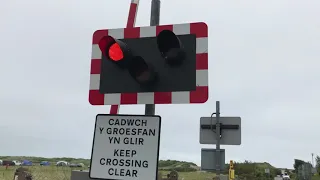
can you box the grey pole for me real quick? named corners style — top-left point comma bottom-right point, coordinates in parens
top-left (150, 0), bottom-right (160, 26)
top-left (216, 101), bottom-right (221, 177)
top-left (145, 0), bottom-right (160, 115)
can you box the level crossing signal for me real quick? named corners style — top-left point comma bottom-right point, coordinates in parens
top-left (89, 22), bottom-right (209, 105)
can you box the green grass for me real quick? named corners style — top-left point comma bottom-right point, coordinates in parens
top-left (0, 166), bottom-right (85, 180)
top-left (2, 156), bottom-right (306, 180)
top-left (0, 166), bottom-right (217, 180)
top-left (312, 175), bottom-right (320, 180)
top-left (160, 171), bottom-right (217, 180)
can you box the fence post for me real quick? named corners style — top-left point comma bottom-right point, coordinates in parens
top-left (13, 167), bottom-right (32, 180)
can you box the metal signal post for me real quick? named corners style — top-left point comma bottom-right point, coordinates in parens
top-left (215, 101), bottom-right (221, 176)
top-left (145, 0), bottom-right (160, 116)
top-left (85, 0), bottom-right (210, 179)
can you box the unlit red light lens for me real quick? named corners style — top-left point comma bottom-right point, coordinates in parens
top-left (98, 37), bottom-right (108, 57)
top-left (108, 43), bottom-right (124, 61)
top-left (128, 56), bottom-right (157, 85)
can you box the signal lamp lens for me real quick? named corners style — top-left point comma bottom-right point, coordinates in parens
top-left (157, 30), bottom-right (185, 66)
top-left (98, 36), bottom-right (124, 61)
top-left (164, 48), bottom-right (185, 66)
top-left (128, 56), bottom-right (157, 85)
top-left (108, 43), bottom-right (124, 61)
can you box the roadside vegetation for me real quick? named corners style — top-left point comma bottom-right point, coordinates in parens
top-left (0, 156), bottom-right (320, 180)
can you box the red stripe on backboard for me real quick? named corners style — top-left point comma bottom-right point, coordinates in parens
top-left (190, 86), bottom-right (209, 103)
top-left (124, 27), bottom-right (140, 38)
top-left (196, 53), bottom-right (208, 70)
top-left (92, 30), bottom-right (108, 44)
top-left (154, 92), bottom-right (172, 104)
top-left (90, 59), bottom-right (102, 74)
top-left (89, 90), bottom-right (104, 105)
top-left (190, 22), bottom-right (208, 37)
top-left (156, 25), bottom-right (173, 35)
top-left (120, 93), bottom-right (138, 104)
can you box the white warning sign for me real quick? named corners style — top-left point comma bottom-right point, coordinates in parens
top-left (90, 114), bottom-right (161, 180)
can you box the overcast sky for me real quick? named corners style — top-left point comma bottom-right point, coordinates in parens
top-left (1, 0), bottom-right (320, 169)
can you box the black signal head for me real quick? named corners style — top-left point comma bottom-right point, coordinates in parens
top-left (157, 30), bottom-right (185, 66)
top-left (128, 56), bottom-right (158, 85)
top-left (98, 36), bottom-right (132, 68)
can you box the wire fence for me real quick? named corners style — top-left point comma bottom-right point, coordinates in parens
top-left (0, 166), bottom-right (86, 180)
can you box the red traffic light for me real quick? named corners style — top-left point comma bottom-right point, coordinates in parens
top-left (98, 36), bottom-right (124, 62)
top-left (98, 36), bottom-right (157, 85)
top-left (108, 43), bottom-right (124, 61)
top-left (157, 30), bottom-right (185, 66)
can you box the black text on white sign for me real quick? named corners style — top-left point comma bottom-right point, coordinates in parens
top-left (90, 114), bottom-right (161, 180)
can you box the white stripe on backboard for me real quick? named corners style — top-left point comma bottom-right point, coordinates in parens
top-left (140, 26), bottom-right (156, 37)
top-left (137, 92), bottom-right (155, 104)
top-left (104, 94), bottom-right (121, 105)
top-left (173, 23), bottom-right (190, 35)
top-left (108, 28), bottom-right (124, 39)
top-left (91, 45), bottom-right (101, 59)
top-left (171, 91), bottom-right (190, 103)
top-left (196, 70), bottom-right (209, 86)
top-left (196, 37), bottom-right (208, 54)
top-left (89, 74), bottom-right (100, 90)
